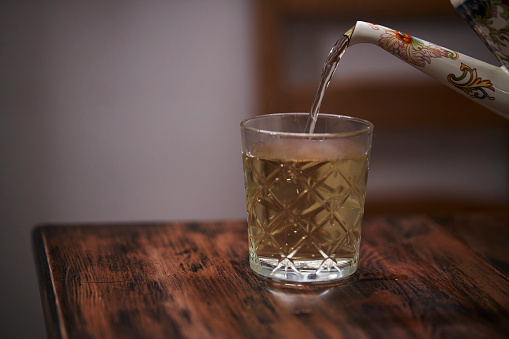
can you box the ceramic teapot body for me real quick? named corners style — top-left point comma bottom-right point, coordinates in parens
top-left (347, 0), bottom-right (509, 118)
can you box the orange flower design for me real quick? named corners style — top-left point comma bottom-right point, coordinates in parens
top-left (395, 31), bottom-right (413, 44)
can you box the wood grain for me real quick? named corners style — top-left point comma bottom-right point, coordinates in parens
top-left (33, 214), bottom-right (509, 339)
top-left (431, 213), bottom-right (509, 277)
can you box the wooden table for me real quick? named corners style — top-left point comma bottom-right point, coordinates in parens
top-left (33, 213), bottom-right (509, 338)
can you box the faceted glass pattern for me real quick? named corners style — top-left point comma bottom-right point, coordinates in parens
top-left (243, 153), bottom-right (368, 283)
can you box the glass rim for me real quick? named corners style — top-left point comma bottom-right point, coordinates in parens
top-left (240, 113), bottom-right (374, 138)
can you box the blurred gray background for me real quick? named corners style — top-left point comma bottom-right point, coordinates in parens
top-left (1, 1), bottom-right (507, 338)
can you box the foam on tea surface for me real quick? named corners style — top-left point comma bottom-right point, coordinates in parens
top-left (250, 138), bottom-right (364, 162)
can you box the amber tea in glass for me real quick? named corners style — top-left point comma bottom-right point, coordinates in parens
top-left (241, 113), bottom-right (373, 284)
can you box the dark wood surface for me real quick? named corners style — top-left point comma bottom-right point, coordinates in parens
top-left (33, 213), bottom-right (509, 339)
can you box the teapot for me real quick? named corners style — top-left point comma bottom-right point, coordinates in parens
top-left (345, 0), bottom-right (509, 119)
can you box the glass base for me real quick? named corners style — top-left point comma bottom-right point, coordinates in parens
top-left (250, 256), bottom-right (358, 285)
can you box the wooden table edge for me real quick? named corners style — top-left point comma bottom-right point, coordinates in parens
top-left (32, 225), bottom-right (65, 339)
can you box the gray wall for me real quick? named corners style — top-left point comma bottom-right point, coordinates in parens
top-left (0, 1), bottom-right (253, 337)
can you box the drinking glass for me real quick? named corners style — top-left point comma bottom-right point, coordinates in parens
top-left (241, 113), bottom-right (373, 284)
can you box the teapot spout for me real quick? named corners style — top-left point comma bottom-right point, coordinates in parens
top-left (346, 21), bottom-right (509, 119)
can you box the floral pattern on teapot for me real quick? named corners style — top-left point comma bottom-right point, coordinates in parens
top-left (347, 5), bottom-right (509, 118)
top-left (455, 0), bottom-right (509, 68)
top-left (447, 63), bottom-right (496, 100)
top-left (368, 24), bottom-right (459, 67)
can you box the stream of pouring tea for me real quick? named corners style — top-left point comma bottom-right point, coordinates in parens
top-left (305, 34), bottom-right (350, 133)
